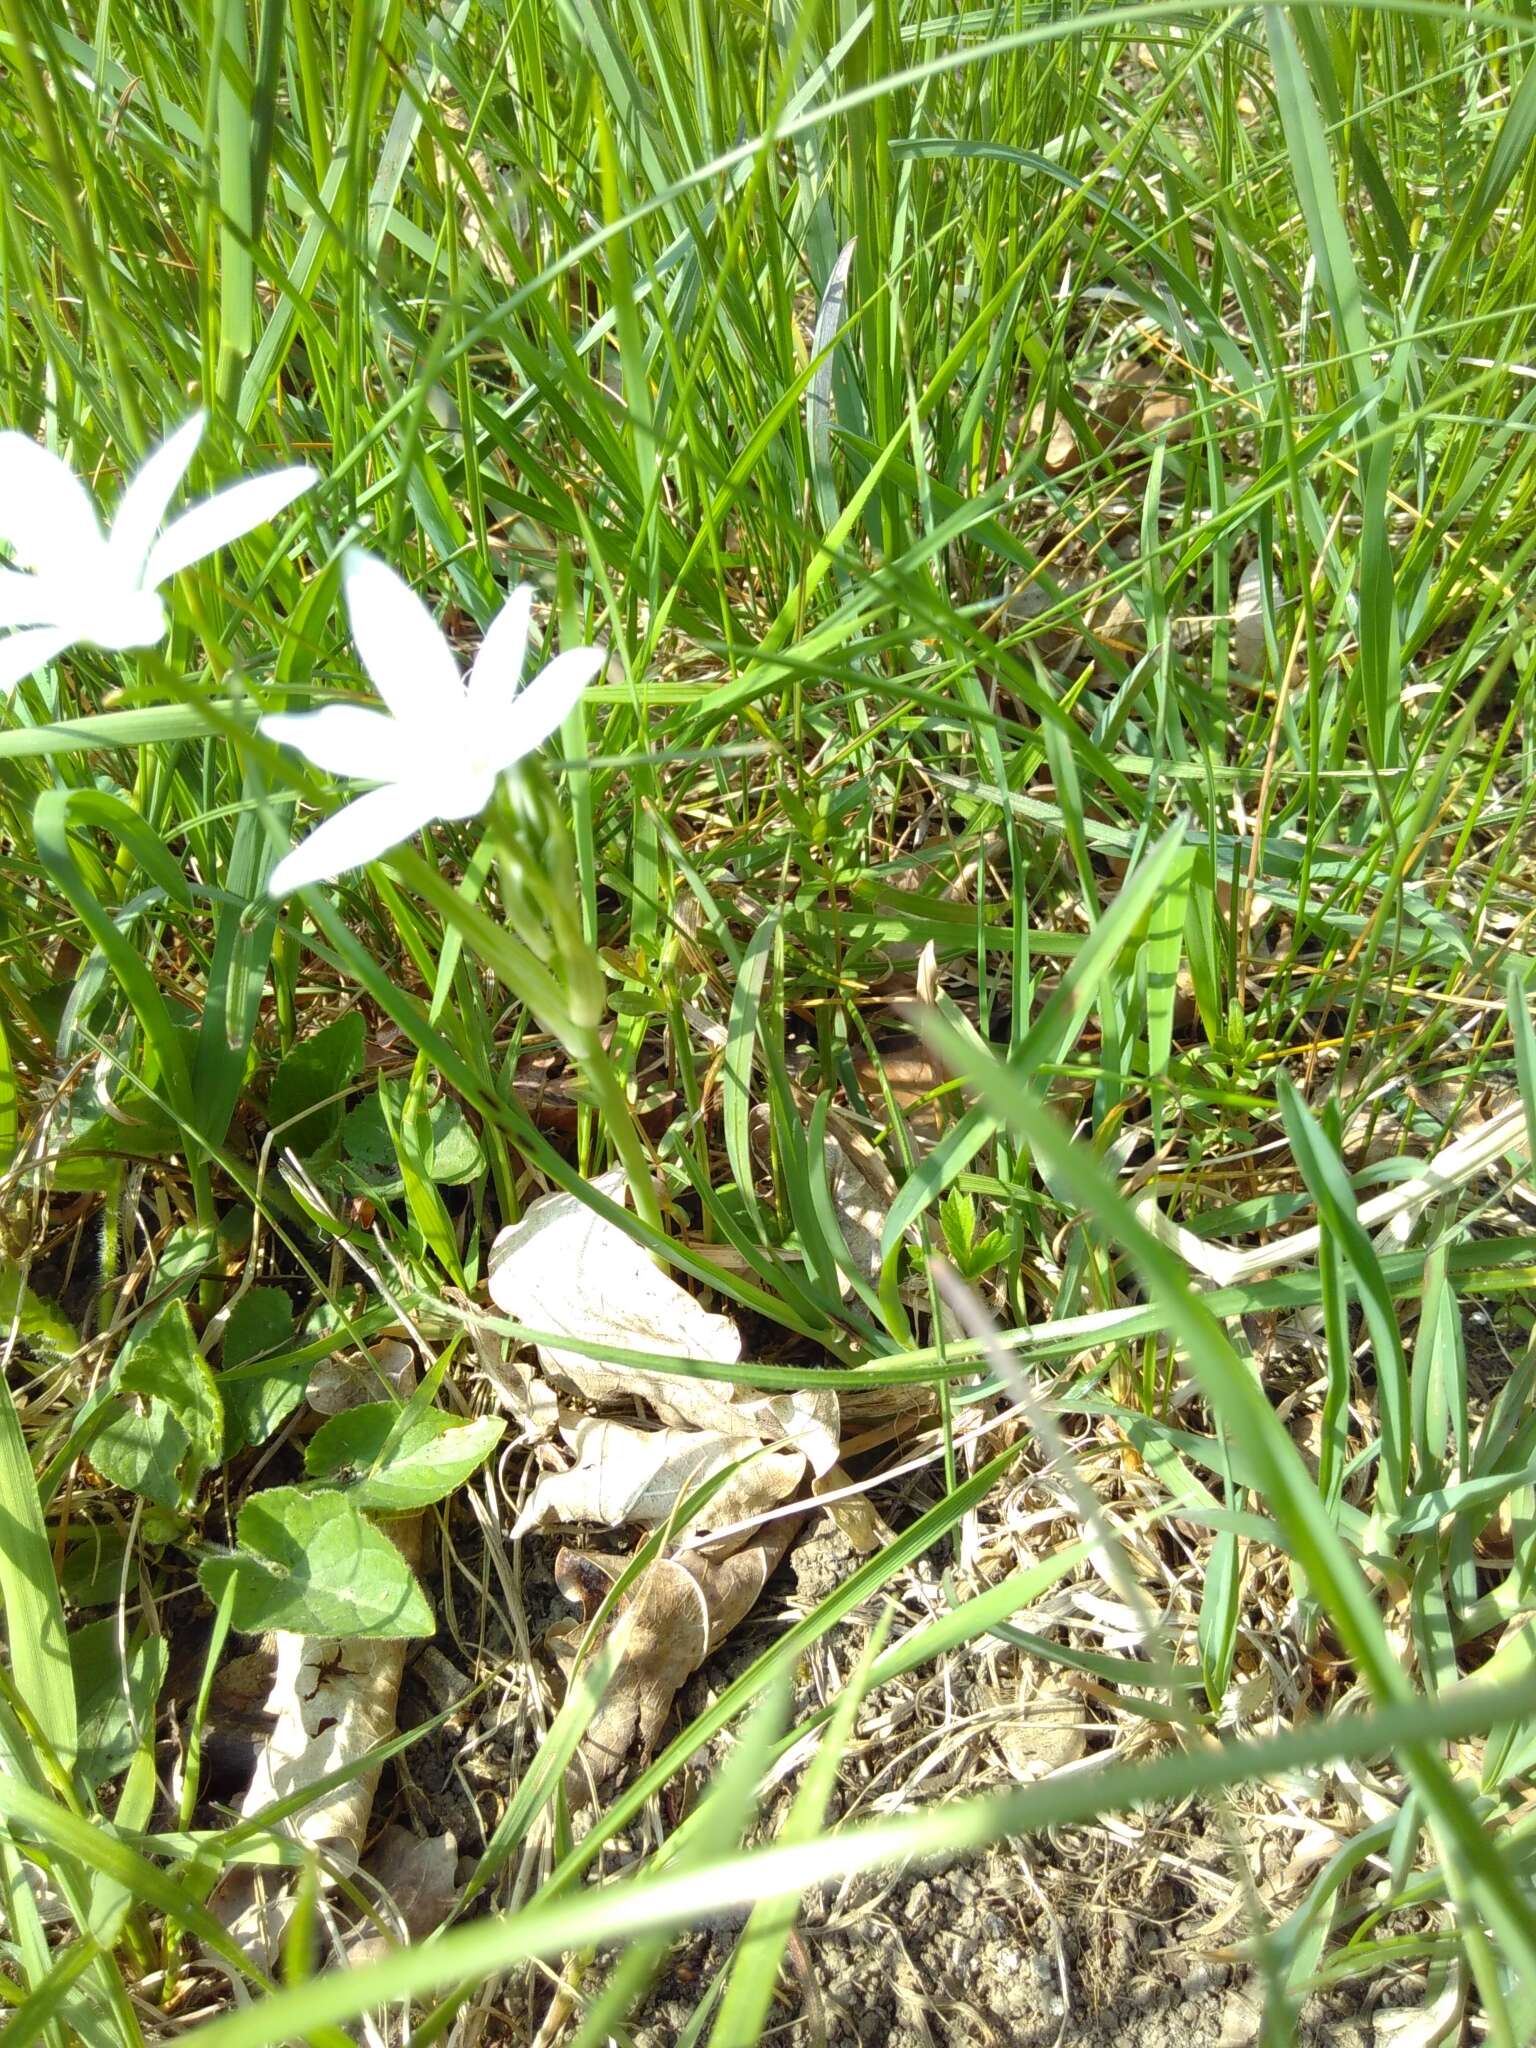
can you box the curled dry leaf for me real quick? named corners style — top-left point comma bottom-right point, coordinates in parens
top-left (513, 1416), bottom-right (806, 1539)
top-left (994, 1675), bottom-right (1088, 1783)
top-left (811, 1464), bottom-right (892, 1554)
top-left (1370, 1970), bottom-right (1464, 2048)
top-left (469, 1304), bottom-right (558, 1438)
top-left (1233, 556), bottom-right (1274, 674)
top-left (1140, 389), bottom-right (1193, 440)
top-left (1020, 395), bottom-right (1088, 475)
top-left (821, 1126), bottom-right (887, 1291)
top-left (551, 1521), bottom-right (798, 1792)
top-left (486, 1170), bottom-right (839, 1474)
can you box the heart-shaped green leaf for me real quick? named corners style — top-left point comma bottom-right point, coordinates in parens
top-left (267, 1011), bottom-right (365, 1156)
top-left (198, 1486), bottom-right (433, 1638)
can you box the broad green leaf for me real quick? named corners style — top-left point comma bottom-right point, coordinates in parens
top-left (90, 1394), bottom-right (191, 1520)
top-left (155, 1225), bottom-right (220, 1294)
top-left (304, 1403), bottom-right (505, 1513)
top-left (198, 1487), bottom-right (434, 1638)
top-left (218, 1287), bottom-right (302, 1454)
top-left (342, 1081), bottom-right (484, 1194)
top-left (71, 1619), bottom-right (168, 1792)
top-left (267, 1012), bottom-right (365, 1156)
top-left (0, 1264), bottom-right (78, 1363)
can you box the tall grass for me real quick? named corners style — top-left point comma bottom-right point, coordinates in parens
top-left (4, 0), bottom-right (1536, 2041)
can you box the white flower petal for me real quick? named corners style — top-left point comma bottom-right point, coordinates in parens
top-left (0, 432), bottom-right (104, 573)
top-left (486, 644), bottom-right (604, 772)
top-left (465, 584), bottom-right (533, 722)
top-left (144, 465), bottom-right (317, 589)
top-left (107, 413), bottom-right (206, 583)
top-left (0, 625), bottom-right (75, 694)
top-left (342, 549), bottom-right (461, 727)
top-left (260, 704), bottom-right (415, 783)
top-left (0, 567), bottom-right (60, 631)
top-left (430, 760), bottom-right (500, 821)
top-left (268, 780), bottom-right (443, 895)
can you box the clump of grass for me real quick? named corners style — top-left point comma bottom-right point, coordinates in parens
top-left (3, 2), bottom-right (1536, 2043)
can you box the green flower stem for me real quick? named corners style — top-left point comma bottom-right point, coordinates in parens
top-left (386, 814), bottom-right (663, 1241)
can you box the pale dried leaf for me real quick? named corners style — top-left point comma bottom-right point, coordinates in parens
top-left (1023, 397), bottom-right (1084, 474)
top-left (487, 1173), bottom-right (839, 1472)
top-left (307, 1338), bottom-right (415, 1417)
top-left (1371, 1970), bottom-right (1463, 2048)
top-left (995, 1677), bottom-right (1088, 1782)
top-left (1086, 588), bottom-right (1144, 659)
top-left (513, 1416), bottom-right (805, 1538)
top-left (996, 571), bottom-right (1087, 663)
top-left (241, 1627), bottom-right (409, 1861)
top-left (812, 1462), bottom-right (891, 1553)
top-left (1140, 389), bottom-right (1193, 440)
top-left (477, 1339), bottom-right (559, 1439)
top-left (486, 1169), bottom-right (739, 1392)
top-left (823, 1130), bottom-right (885, 1290)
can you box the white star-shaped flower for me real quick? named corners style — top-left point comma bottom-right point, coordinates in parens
top-left (0, 412), bottom-right (316, 693)
top-left (261, 549), bottom-right (603, 896)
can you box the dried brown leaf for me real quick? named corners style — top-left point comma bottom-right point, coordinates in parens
top-left (552, 1521), bottom-right (799, 1791)
top-left (351, 1824), bottom-right (459, 1955)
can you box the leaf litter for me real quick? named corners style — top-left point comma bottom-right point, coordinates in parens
top-left (488, 1166), bottom-right (857, 1792)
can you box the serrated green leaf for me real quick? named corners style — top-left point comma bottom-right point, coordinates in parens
top-left (304, 1403), bottom-right (505, 1513)
top-left (939, 1186), bottom-right (976, 1263)
top-left (118, 1300), bottom-right (223, 1486)
top-left (90, 1403), bottom-right (190, 1512)
top-left (199, 1487), bottom-right (433, 1639)
top-left (963, 1229), bottom-right (1010, 1279)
